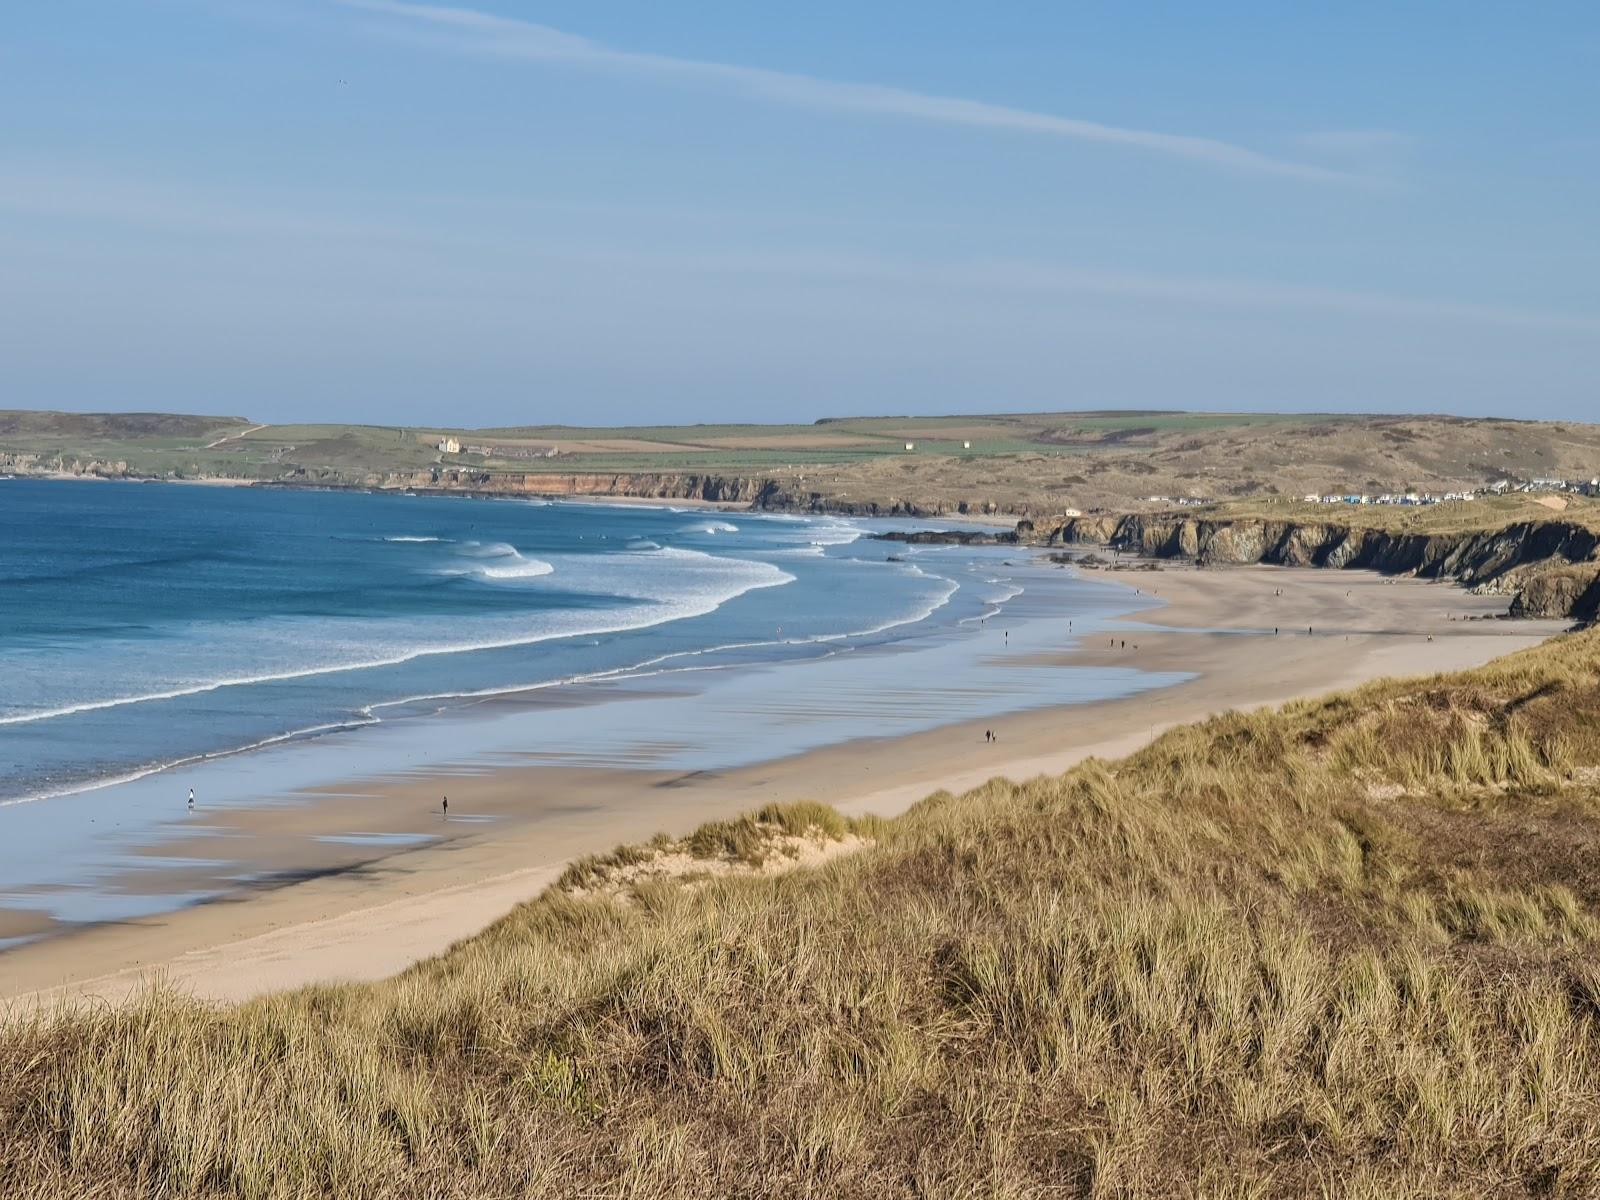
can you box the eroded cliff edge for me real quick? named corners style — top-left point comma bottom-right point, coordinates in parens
top-left (260, 468), bottom-right (991, 518)
top-left (1038, 513), bottom-right (1600, 623)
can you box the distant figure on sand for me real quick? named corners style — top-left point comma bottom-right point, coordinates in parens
top-left (442, 795), bottom-right (449, 819)
top-left (187, 787), bottom-right (194, 810)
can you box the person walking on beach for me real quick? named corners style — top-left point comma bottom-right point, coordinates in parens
top-left (187, 787), bottom-right (194, 811)
top-left (442, 795), bottom-right (449, 819)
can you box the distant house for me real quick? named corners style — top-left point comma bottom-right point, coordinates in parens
top-left (904, 442), bottom-right (916, 451)
top-left (962, 441), bottom-right (972, 450)
top-left (436, 437), bottom-right (461, 454)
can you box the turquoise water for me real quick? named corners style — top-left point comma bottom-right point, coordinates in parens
top-left (0, 480), bottom-right (1187, 933)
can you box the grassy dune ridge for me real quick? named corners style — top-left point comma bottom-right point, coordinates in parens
top-left (6, 633), bottom-right (1600, 1196)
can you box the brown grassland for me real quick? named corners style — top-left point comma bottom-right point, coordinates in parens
top-left (5, 629), bottom-right (1600, 1197)
top-left (8, 409), bottom-right (1600, 517)
top-left (1184, 493), bottom-right (1600, 538)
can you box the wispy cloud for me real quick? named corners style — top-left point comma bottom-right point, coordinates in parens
top-left (10, 160), bottom-right (1593, 336)
top-left (335, 0), bottom-right (1366, 186)
top-left (549, 245), bottom-right (1600, 336)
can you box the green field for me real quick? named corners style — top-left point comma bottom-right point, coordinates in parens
top-left (4, 408), bottom-right (1596, 519)
top-left (0, 409), bottom-right (1359, 479)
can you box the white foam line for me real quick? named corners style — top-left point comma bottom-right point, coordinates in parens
top-left (0, 718), bottom-right (379, 809)
top-left (362, 570), bottom-right (963, 718)
top-left (0, 555), bottom-right (793, 729)
top-left (679, 520), bottom-right (740, 534)
top-left (958, 580), bottom-right (1025, 625)
top-left (7, 607), bottom-right (898, 808)
top-left (0, 579), bottom-right (952, 809)
top-left (0, 537), bottom-right (949, 807)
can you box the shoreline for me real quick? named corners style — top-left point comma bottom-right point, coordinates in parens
top-left (0, 502), bottom-right (998, 815)
top-left (2, 471), bottom-right (1031, 524)
top-left (3, 559), bottom-right (1567, 1009)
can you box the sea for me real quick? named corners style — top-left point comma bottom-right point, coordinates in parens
top-left (0, 479), bottom-right (1188, 934)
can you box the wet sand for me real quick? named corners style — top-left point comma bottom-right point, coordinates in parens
top-left (3, 560), bottom-right (1566, 1008)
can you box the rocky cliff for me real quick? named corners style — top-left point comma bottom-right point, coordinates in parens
top-left (1043, 513), bottom-right (1600, 623)
top-left (296, 468), bottom-right (985, 518)
top-left (3, 450), bottom-right (1007, 519)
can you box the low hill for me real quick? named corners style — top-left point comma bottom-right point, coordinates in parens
top-left (5, 629), bottom-right (1600, 1196)
top-left (3, 409), bottom-right (1597, 516)
top-left (0, 411), bottom-right (249, 440)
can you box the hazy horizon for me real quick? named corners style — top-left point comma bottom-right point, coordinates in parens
top-left (5, 2), bottom-right (1598, 425)
top-left (7, 402), bottom-right (1597, 433)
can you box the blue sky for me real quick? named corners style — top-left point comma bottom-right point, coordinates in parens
top-left (3, 1), bottom-right (1598, 426)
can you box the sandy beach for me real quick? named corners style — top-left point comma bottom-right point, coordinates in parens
top-left (3, 558), bottom-right (1566, 1009)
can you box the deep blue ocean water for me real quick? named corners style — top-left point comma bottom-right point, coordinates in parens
top-left (0, 481), bottom-right (979, 805)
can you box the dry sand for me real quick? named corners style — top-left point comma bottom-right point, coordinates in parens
top-left (3, 560), bottom-right (1566, 1010)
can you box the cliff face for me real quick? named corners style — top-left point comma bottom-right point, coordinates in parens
top-left (1, 452), bottom-right (133, 478)
top-left (368, 470), bottom-right (780, 506)
top-left (331, 469), bottom-right (982, 518)
top-left (3, 452), bottom-right (992, 518)
top-left (1045, 514), bottom-right (1600, 623)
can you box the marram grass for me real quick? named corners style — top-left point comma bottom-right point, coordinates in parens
top-left (6, 630), bottom-right (1600, 1197)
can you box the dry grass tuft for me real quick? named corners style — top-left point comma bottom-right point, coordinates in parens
top-left (6, 632), bottom-right (1600, 1197)
top-left (558, 802), bottom-right (872, 902)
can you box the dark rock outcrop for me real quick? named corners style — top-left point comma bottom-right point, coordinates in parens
top-left (874, 529), bottom-right (1018, 546)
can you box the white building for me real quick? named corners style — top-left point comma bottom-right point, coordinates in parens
top-left (436, 436), bottom-right (461, 454)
